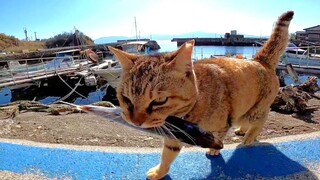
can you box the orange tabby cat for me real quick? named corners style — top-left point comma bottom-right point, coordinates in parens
top-left (109, 11), bottom-right (294, 179)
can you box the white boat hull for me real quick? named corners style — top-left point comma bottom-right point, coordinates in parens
top-left (93, 68), bottom-right (122, 88)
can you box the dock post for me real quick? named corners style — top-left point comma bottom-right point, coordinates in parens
top-left (41, 58), bottom-right (48, 78)
top-left (6, 60), bottom-right (16, 85)
top-left (25, 60), bottom-right (30, 78)
top-left (252, 44), bottom-right (255, 58)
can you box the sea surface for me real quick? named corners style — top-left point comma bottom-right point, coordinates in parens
top-left (0, 40), bottom-right (319, 106)
top-left (156, 40), bottom-right (260, 59)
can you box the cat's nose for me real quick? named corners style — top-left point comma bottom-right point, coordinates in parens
top-left (132, 112), bottom-right (146, 127)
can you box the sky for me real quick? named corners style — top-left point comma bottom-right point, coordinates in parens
top-left (1, 0), bottom-right (319, 40)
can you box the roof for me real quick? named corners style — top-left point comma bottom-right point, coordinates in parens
top-left (303, 25), bottom-right (320, 31)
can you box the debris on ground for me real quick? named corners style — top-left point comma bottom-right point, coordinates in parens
top-left (271, 76), bottom-right (320, 114)
top-left (0, 101), bottom-right (115, 117)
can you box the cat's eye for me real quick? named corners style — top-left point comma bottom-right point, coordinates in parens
top-left (152, 97), bottom-right (168, 106)
top-left (147, 97), bottom-right (169, 114)
top-left (122, 95), bottom-right (134, 113)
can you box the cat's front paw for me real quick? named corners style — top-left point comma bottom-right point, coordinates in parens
top-left (147, 164), bottom-right (169, 180)
top-left (206, 149), bottom-right (221, 156)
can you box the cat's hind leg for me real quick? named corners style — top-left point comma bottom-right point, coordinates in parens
top-left (242, 110), bottom-right (268, 145)
top-left (147, 138), bottom-right (182, 180)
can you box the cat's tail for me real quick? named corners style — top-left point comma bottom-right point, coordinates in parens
top-left (253, 11), bottom-right (294, 69)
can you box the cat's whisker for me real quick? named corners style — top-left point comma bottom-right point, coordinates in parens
top-left (156, 127), bottom-right (167, 138)
top-left (153, 127), bottom-right (160, 136)
top-left (165, 121), bottom-right (196, 145)
top-left (162, 125), bottom-right (178, 140)
top-left (158, 127), bottom-right (165, 137)
top-left (155, 127), bottom-right (163, 136)
top-left (160, 126), bottom-right (172, 139)
top-left (165, 122), bottom-right (196, 144)
top-left (164, 123), bottom-right (178, 132)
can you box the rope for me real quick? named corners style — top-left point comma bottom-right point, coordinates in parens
top-left (51, 74), bottom-right (84, 104)
top-left (57, 71), bottom-right (87, 99)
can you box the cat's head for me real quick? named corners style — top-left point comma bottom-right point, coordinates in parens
top-left (109, 40), bottom-right (198, 128)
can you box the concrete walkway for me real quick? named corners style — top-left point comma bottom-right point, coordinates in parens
top-left (1, 132), bottom-right (320, 180)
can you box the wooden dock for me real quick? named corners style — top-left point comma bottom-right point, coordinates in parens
top-left (0, 56), bottom-right (89, 89)
top-left (0, 68), bottom-right (81, 89)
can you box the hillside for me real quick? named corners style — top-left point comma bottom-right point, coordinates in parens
top-left (0, 33), bottom-right (45, 53)
top-left (0, 31), bottom-right (94, 59)
top-left (0, 33), bottom-right (20, 50)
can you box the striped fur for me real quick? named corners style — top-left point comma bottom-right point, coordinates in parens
top-left (109, 11), bottom-right (294, 179)
top-left (254, 11), bottom-right (294, 68)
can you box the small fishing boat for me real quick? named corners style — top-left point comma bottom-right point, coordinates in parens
top-left (92, 63), bottom-right (122, 88)
top-left (91, 41), bottom-right (154, 88)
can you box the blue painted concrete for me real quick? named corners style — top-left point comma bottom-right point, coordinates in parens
top-left (0, 139), bottom-right (320, 179)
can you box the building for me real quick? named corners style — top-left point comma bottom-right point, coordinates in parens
top-left (295, 31), bottom-right (307, 40)
top-left (224, 30), bottom-right (244, 39)
top-left (300, 25), bottom-right (320, 42)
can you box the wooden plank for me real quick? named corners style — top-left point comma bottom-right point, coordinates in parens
top-left (277, 64), bottom-right (320, 75)
top-left (0, 68), bottom-right (79, 88)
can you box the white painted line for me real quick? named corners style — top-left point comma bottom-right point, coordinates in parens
top-left (0, 131), bottom-right (319, 154)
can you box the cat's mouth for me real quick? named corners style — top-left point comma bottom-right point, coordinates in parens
top-left (133, 118), bottom-right (165, 128)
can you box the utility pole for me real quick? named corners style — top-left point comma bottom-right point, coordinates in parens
top-left (23, 27), bottom-right (28, 41)
top-left (34, 32), bottom-right (38, 41)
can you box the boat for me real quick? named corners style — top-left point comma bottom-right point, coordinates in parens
top-left (92, 63), bottom-right (122, 88)
top-left (118, 40), bottom-right (151, 54)
top-left (92, 39), bottom-right (159, 88)
top-left (281, 44), bottom-right (320, 66)
top-left (91, 37), bottom-right (164, 88)
top-left (254, 41), bottom-right (320, 66)
top-left (285, 43), bottom-right (307, 59)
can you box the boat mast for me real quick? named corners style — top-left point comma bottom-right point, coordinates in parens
top-left (134, 17), bottom-right (138, 40)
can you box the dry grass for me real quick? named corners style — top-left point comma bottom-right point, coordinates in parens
top-left (5, 41), bottom-right (46, 53)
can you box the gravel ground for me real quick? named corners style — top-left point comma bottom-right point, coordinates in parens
top-left (0, 99), bottom-right (319, 148)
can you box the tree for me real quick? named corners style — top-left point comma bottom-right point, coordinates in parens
top-left (45, 30), bottom-right (94, 48)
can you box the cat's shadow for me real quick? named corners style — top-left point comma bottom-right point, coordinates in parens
top-left (162, 143), bottom-right (317, 180)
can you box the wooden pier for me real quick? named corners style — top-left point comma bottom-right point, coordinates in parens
top-left (0, 56), bottom-right (89, 89)
top-left (0, 68), bottom-right (81, 89)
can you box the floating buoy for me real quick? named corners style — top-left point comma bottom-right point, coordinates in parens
top-left (235, 54), bottom-right (244, 59)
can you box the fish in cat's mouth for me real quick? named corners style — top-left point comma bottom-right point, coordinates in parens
top-left (78, 105), bottom-right (223, 149)
top-left (125, 115), bottom-right (166, 128)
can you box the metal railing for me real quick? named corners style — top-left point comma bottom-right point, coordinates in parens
top-left (0, 55), bottom-right (86, 88)
top-left (282, 45), bottom-right (320, 67)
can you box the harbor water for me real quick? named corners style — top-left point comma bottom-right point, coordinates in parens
top-left (0, 40), bottom-right (319, 106)
top-left (157, 40), bottom-right (260, 59)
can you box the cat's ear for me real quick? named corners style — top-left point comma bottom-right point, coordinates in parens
top-left (108, 46), bottom-right (140, 70)
top-left (168, 40), bottom-right (195, 73)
